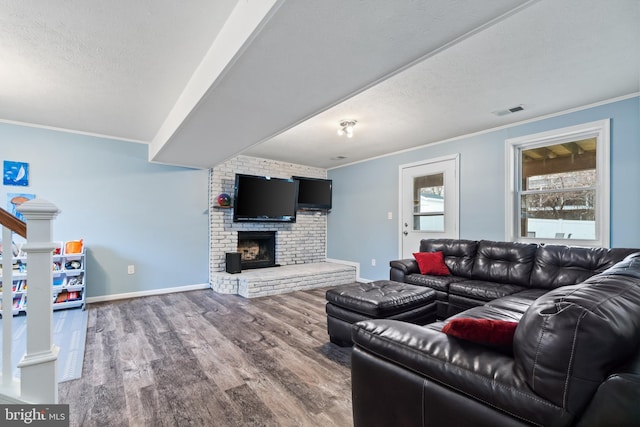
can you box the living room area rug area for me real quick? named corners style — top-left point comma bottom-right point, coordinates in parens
top-left (0, 307), bottom-right (88, 382)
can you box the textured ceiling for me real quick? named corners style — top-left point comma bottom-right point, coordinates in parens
top-left (0, 0), bottom-right (237, 141)
top-left (246, 0), bottom-right (640, 168)
top-left (0, 0), bottom-right (638, 169)
top-left (149, 0), bottom-right (534, 168)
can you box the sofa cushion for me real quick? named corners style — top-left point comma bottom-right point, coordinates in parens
top-left (448, 303), bottom-right (525, 323)
top-left (514, 254), bottom-right (640, 416)
top-left (420, 239), bottom-right (477, 277)
top-left (446, 283), bottom-right (529, 318)
top-left (403, 273), bottom-right (465, 293)
top-left (529, 245), bottom-right (640, 289)
top-left (442, 318), bottom-right (518, 348)
top-left (485, 288), bottom-right (548, 315)
top-left (413, 251), bottom-right (450, 275)
top-left (403, 272), bottom-right (456, 319)
top-left (449, 280), bottom-right (525, 302)
top-left (446, 294), bottom-right (487, 317)
top-left (470, 240), bottom-right (538, 287)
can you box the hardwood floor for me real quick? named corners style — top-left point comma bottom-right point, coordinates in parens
top-left (58, 287), bottom-right (353, 427)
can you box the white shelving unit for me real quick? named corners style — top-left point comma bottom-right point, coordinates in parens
top-left (0, 240), bottom-right (86, 315)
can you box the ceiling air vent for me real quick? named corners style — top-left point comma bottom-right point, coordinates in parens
top-left (492, 104), bottom-right (525, 116)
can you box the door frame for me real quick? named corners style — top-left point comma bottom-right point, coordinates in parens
top-left (398, 153), bottom-right (460, 258)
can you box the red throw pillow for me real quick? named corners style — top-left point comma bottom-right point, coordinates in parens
top-left (413, 251), bottom-right (450, 276)
top-left (441, 318), bottom-right (518, 348)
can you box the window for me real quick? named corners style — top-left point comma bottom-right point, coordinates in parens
top-left (413, 173), bottom-right (445, 232)
top-left (505, 120), bottom-right (610, 247)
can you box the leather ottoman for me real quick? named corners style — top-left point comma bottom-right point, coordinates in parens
top-left (325, 280), bottom-right (437, 346)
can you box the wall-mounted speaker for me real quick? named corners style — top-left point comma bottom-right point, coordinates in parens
top-left (225, 252), bottom-right (242, 274)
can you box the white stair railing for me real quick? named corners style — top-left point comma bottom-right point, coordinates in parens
top-left (1, 225), bottom-right (20, 401)
top-left (0, 199), bottom-right (60, 404)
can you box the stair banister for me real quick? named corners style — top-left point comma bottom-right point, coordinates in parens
top-left (1, 226), bottom-right (18, 396)
top-left (0, 207), bottom-right (25, 397)
top-left (16, 199), bottom-right (60, 403)
top-left (0, 207), bottom-right (27, 239)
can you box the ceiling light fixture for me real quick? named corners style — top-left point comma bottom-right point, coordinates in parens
top-left (337, 120), bottom-right (357, 138)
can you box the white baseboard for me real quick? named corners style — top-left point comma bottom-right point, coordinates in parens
top-left (85, 283), bottom-right (211, 304)
top-left (325, 258), bottom-right (368, 282)
top-left (85, 261), bottom-right (366, 304)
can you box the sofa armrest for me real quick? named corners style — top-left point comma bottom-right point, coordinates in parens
top-left (389, 258), bottom-right (419, 282)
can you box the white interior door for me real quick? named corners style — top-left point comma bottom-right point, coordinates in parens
top-left (400, 155), bottom-right (459, 258)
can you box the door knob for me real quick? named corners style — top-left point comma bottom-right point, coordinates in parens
top-left (403, 231), bottom-right (408, 236)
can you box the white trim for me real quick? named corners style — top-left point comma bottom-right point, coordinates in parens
top-left (0, 118), bottom-right (148, 144)
top-left (453, 154), bottom-right (460, 240)
top-left (505, 119), bottom-right (610, 247)
top-left (398, 153), bottom-right (460, 170)
top-left (505, 141), bottom-right (517, 242)
top-left (328, 92), bottom-right (638, 171)
top-left (85, 283), bottom-right (211, 304)
top-left (326, 258), bottom-right (363, 282)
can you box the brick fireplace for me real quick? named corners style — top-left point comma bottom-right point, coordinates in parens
top-left (208, 155), bottom-right (356, 298)
top-left (209, 155), bottom-right (330, 295)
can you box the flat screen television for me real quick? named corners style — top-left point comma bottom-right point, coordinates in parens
top-left (233, 174), bottom-right (298, 222)
top-left (293, 176), bottom-right (332, 211)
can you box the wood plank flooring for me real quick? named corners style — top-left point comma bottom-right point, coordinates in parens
top-left (58, 287), bottom-right (353, 427)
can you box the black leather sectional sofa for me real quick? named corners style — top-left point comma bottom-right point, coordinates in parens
top-left (351, 239), bottom-right (640, 426)
top-left (390, 239), bottom-right (638, 319)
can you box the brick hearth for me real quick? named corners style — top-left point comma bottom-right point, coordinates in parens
top-left (210, 262), bottom-right (356, 298)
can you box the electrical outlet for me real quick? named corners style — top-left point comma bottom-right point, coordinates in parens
top-left (127, 265), bottom-right (135, 275)
top-left (387, 212), bottom-right (393, 220)
top-left (371, 258), bottom-right (376, 266)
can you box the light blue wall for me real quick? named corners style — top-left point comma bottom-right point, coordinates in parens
top-left (0, 123), bottom-right (209, 298)
top-left (328, 96), bottom-right (640, 280)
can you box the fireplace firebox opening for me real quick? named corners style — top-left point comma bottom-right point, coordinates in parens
top-left (237, 231), bottom-right (278, 270)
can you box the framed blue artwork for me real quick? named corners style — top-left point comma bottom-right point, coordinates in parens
top-left (3, 161), bottom-right (29, 186)
top-left (7, 193), bottom-right (35, 221)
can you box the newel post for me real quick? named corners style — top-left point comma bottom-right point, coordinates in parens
top-left (16, 198), bottom-right (60, 403)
